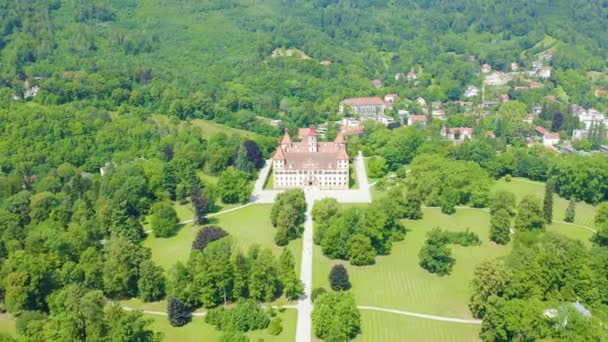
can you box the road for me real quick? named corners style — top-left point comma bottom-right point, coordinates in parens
top-left (295, 196), bottom-right (314, 342)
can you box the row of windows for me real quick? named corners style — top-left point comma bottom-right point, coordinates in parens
top-left (275, 170), bottom-right (347, 175)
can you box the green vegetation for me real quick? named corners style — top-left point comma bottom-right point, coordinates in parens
top-left (358, 311), bottom-right (480, 342)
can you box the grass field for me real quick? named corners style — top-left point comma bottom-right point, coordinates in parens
top-left (313, 208), bottom-right (511, 318)
top-left (492, 177), bottom-right (598, 229)
top-left (145, 308), bottom-right (296, 342)
top-left (144, 204), bottom-right (302, 275)
top-left (356, 310), bottom-right (480, 342)
top-left (0, 314), bottom-right (16, 337)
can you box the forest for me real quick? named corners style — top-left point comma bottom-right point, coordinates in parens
top-left (2, 0), bottom-right (608, 341)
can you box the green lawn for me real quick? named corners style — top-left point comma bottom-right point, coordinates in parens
top-left (145, 204), bottom-right (302, 275)
top-left (0, 314), bottom-right (16, 337)
top-left (356, 310), bottom-right (480, 342)
top-left (492, 177), bottom-right (598, 229)
top-left (313, 208), bottom-right (511, 317)
top-left (145, 308), bottom-right (296, 342)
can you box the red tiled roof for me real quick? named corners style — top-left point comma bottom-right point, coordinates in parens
top-left (273, 147), bottom-right (285, 160)
top-left (280, 128), bottom-right (292, 145)
top-left (337, 147), bottom-right (349, 160)
top-left (535, 126), bottom-right (548, 135)
top-left (342, 97), bottom-right (385, 106)
top-left (334, 132), bottom-right (346, 144)
top-left (298, 125), bottom-right (317, 137)
top-left (409, 115), bottom-right (427, 123)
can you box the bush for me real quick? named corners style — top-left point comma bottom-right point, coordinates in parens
top-left (206, 300), bottom-right (269, 332)
top-left (167, 297), bottom-right (191, 327)
top-left (192, 226), bottom-right (228, 250)
top-left (311, 288), bottom-right (327, 303)
top-left (329, 264), bottom-right (351, 291)
top-left (218, 331), bottom-right (248, 342)
top-left (505, 174), bottom-right (512, 182)
top-left (267, 317), bottom-right (283, 335)
top-left (444, 229), bottom-right (481, 246)
top-left (16, 310), bottom-right (46, 335)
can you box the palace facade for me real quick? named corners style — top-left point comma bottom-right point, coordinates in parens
top-left (272, 126), bottom-right (349, 190)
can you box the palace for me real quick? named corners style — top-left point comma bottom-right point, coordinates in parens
top-left (272, 126), bottom-right (349, 190)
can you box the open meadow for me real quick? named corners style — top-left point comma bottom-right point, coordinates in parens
top-left (144, 204), bottom-right (303, 275)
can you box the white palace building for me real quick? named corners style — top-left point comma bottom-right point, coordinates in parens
top-left (272, 126), bottom-right (349, 190)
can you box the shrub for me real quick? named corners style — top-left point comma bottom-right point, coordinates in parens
top-left (150, 202), bottom-right (179, 238)
top-left (329, 264), bottom-right (351, 291)
top-left (311, 288), bottom-right (327, 303)
top-left (192, 226), bottom-right (228, 250)
top-left (505, 174), bottom-right (512, 182)
top-left (347, 234), bottom-right (376, 266)
top-left (218, 331), bottom-right (248, 342)
top-left (418, 242), bottom-right (454, 276)
top-left (206, 300), bottom-right (269, 332)
top-left (268, 317), bottom-right (283, 335)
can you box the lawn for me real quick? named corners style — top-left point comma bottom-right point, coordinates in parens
top-left (0, 314), bottom-right (16, 337)
top-left (492, 177), bottom-right (598, 229)
top-left (356, 310), bottom-right (480, 342)
top-left (144, 308), bottom-right (296, 342)
top-left (313, 208), bottom-right (511, 318)
top-left (144, 204), bottom-right (303, 275)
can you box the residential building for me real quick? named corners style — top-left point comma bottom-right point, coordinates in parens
top-left (464, 85), bottom-right (479, 98)
top-left (482, 64), bottom-right (492, 73)
top-left (535, 126), bottom-right (560, 146)
top-left (339, 97), bottom-right (385, 116)
top-left (384, 94), bottom-right (399, 103)
top-left (339, 118), bottom-right (365, 136)
top-left (441, 127), bottom-right (473, 141)
top-left (395, 72), bottom-right (405, 81)
top-left (272, 127), bottom-right (349, 190)
top-left (377, 114), bottom-right (396, 126)
top-left (320, 60), bottom-right (332, 65)
top-left (408, 115), bottom-right (427, 127)
top-left (372, 79), bottom-right (383, 88)
top-left (406, 72), bottom-right (418, 81)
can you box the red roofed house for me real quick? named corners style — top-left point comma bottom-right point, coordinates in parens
top-left (499, 93), bottom-right (510, 102)
top-left (339, 97), bottom-right (385, 116)
top-left (372, 79), bottom-right (384, 88)
top-left (384, 94), bottom-right (399, 103)
top-left (320, 60), bottom-right (332, 65)
top-left (535, 126), bottom-right (560, 146)
top-left (441, 127), bottom-right (473, 141)
top-left (407, 115), bottom-right (427, 127)
top-left (272, 126), bottom-right (349, 190)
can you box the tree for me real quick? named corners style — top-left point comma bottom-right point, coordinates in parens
top-left (160, 163), bottom-right (178, 200)
top-left (271, 189), bottom-right (306, 227)
top-left (105, 304), bottom-right (161, 341)
top-left (367, 156), bottom-right (388, 178)
top-left (469, 259), bottom-right (511, 319)
top-left (347, 234), bottom-right (376, 266)
top-left (278, 249), bottom-right (303, 300)
top-left (274, 204), bottom-right (299, 246)
top-left (593, 203), bottom-right (608, 246)
top-left (138, 260), bottom-right (166, 302)
top-left (29, 191), bottom-right (57, 223)
top-left (103, 238), bottom-right (148, 298)
top-left (543, 180), bottom-right (554, 224)
top-left (489, 191), bottom-right (517, 216)
top-left (192, 226), bottom-right (228, 251)
top-left (329, 264), bottom-right (351, 291)
top-left (403, 190), bottom-right (423, 220)
top-left (312, 292), bottom-right (361, 341)
top-left (150, 202), bottom-right (179, 238)
top-left (167, 297), bottom-right (191, 327)
top-left (514, 195), bottom-right (545, 231)
top-left (191, 186), bottom-right (210, 225)
top-left (440, 187), bottom-right (458, 215)
top-left (418, 242), bottom-right (454, 276)
top-left (564, 197), bottom-right (576, 223)
top-left (217, 167), bottom-right (251, 204)
top-left (490, 209), bottom-right (511, 245)
top-left (480, 299), bottom-right (549, 342)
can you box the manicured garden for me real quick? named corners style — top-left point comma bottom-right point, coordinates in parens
top-left (144, 204), bottom-right (302, 274)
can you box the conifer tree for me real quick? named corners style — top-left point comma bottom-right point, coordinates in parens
top-left (167, 296), bottom-right (191, 327)
top-left (564, 197), bottom-right (576, 223)
top-left (490, 209), bottom-right (511, 245)
top-left (329, 264), bottom-right (350, 291)
top-left (543, 180), bottom-right (554, 224)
